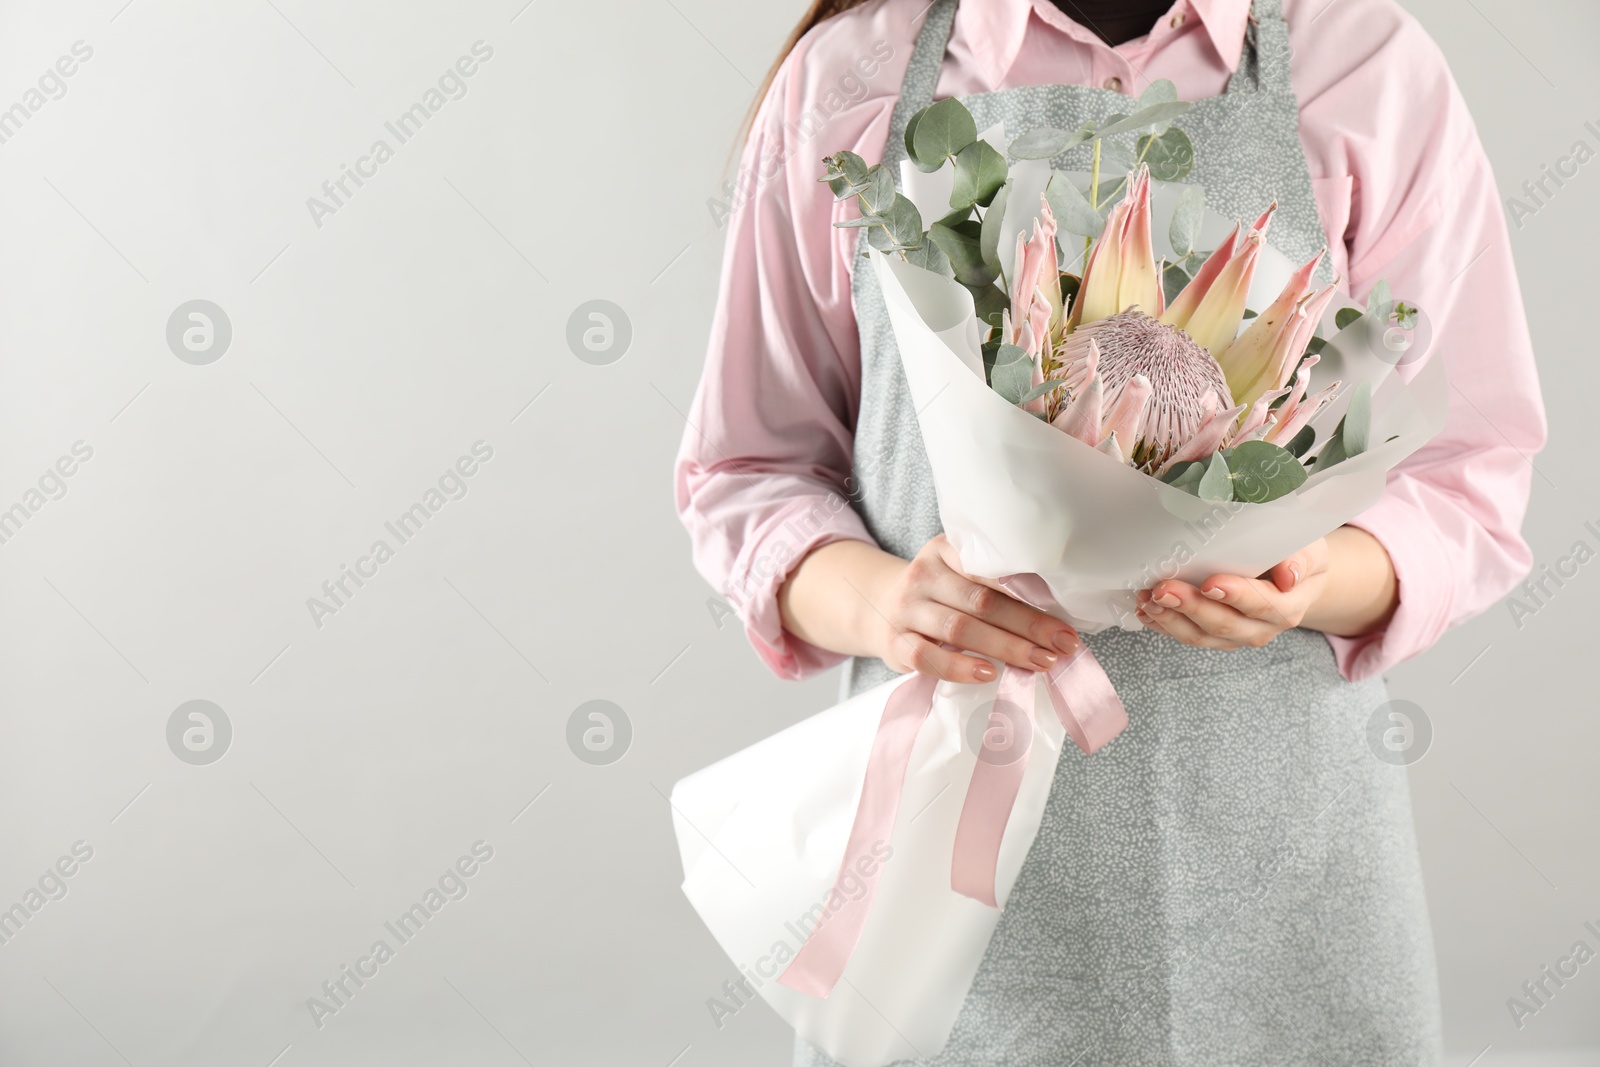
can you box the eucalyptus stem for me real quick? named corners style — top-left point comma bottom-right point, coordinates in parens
top-left (1084, 137), bottom-right (1102, 265)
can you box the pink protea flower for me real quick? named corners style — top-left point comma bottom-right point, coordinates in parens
top-left (1009, 165), bottom-right (1339, 476)
top-left (1003, 195), bottom-right (1061, 414)
top-left (1056, 310), bottom-right (1231, 468)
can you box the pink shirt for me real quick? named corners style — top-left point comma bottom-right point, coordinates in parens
top-left (674, 0), bottom-right (1547, 682)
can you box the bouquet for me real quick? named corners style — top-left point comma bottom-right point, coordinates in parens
top-left (672, 88), bottom-right (1446, 1067)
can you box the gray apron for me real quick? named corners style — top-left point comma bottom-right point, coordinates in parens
top-left (803, 1), bottom-right (1446, 1063)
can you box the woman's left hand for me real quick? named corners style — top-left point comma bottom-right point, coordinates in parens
top-left (1135, 538), bottom-right (1329, 650)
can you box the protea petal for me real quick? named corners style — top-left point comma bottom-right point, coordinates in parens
top-left (1249, 201), bottom-right (1278, 240)
top-left (1269, 379), bottom-right (1340, 447)
top-left (1284, 282), bottom-right (1339, 373)
top-left (1161, 225), bottom-right (1238, 331)
top-left (1070, 166), bottom-right (1157, 330)
top-left (1178, 233), bottom-right (1263, 358)
top-left (1102, 373), bottom-right (1153, 446)
top-left (1215, 249), bottom-right (1324, 404)
top-left (1052, 371), bottom-right (1103, 446)
top-left (1116, 167), bottom-right (1163, 319)
top-left (1235, 385), bottom-right (1291, 440)
top-left (1268, 355), bottom-right (1319, 435)
top-left (1098, 430), bottom-right (1127, 465)
top-left (1155, 402), bottom-right (1247, 476)
top-left (1061, 341), bottom-right (1100, 394)
top-left (1231, 279), bottom-right (1340, 410)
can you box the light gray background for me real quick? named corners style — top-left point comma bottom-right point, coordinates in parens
top-left (0, 1), bottom-right (1593, 1065)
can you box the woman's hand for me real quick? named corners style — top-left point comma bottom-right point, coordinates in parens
top-left (871, 535), bottom-right (1082, 682)
top-left (778, 535), bottom-right (1081, 684)
top-left (1133, 526), bottom-right (1400, 650)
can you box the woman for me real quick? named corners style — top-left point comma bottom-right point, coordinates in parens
top-left (675, 0), bottom-right (1546, 1063)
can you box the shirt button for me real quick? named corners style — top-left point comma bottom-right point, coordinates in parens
top-left (1170, 10), bottom-right (1187, 27)
top-left (1103, 75), bottom-right (1123, 92)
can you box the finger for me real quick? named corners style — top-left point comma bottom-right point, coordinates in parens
top-left (930, 542), bottom-right (1080, 655)
top-left (1265, 539), bottom-right (1328, 593)
top-left (1150, 581), bottom-right (1278, 645)
top-left (887, 631), bottom-right (997, 684)
top-left (903, 600), bottom-right (1062, 672)
top-left (1195, 574), bottom-right (1297, 628)
top-left (1137, 598), bottom-right (1242, 650)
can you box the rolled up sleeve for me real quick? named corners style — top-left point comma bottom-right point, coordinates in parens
top-left (1301, 9), bottom-right (1547, 678)
top-left (673, 26), bottom-right (905, 679)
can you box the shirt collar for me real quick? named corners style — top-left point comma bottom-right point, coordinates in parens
top-left (952, 0), bottom-right (1253, 86)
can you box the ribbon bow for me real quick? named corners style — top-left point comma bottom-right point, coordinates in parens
top-left (776, 574), bottom-right (1128, 998)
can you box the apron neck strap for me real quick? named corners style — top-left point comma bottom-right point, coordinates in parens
top-left (889, 0), bottom-right (1290, 149)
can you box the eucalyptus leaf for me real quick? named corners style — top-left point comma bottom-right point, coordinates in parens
top-left (859, 164), bottom-right (896, 215)
top-left (950, 139), bottom-right (1008, 210)
top-left (1098, 137), bottom-right (1139, 174)
top-left (1045, 172), bottom-right (1107, 237)
top-left (1284, 424), bottom-right (1316, 458)
top-left (979, 180), bottom-right (1011, 278)
top-left (1168, 183), bottom-right (1206, 256)
top-left (1018, 378), bottom-right (1071, 403)
top-left (1198, 451), bottom-right (1232, 502)
top-left (1226, 440), bottom-right (1307, 503)
top-left (1008, 123), bottom-right (1096, 159)
top-left (1094, 178), bottom-right (1129, 207)
top-left (1136, 126), bottom-right (1195, 182)
top-left (822, 150), bottom-right (871, 199)
top-left (903, 110), bottom-right (924, 166)
top-left (1342, 380), bottom-right (1372, 456)
top-left (910, 97), bottom-right (977, 171)
top-left (1162, 261), bottom-right (1191, 306)
top-left (1315, 380), bottom-right (1372, 470)
top-left (1059, 272), bottom-right (1080, 310)
top-left (1137, 79), bottom-right (1178, 108)
top-left (1365, 278), bottom-right (1392, 319)
top-left (969, 282), bottom-right (1009, 329)
top-left (1304, 335), bottom-right (1329, 355)
top-left (901, 239), bottom-right (952, 276)
top-left (1136, 81), bottom-right (1180, 135)
top-left (928, 219), bottom-right (996, 286)
top-left (1334, 307), bottom-right (1363, 332)
top-left (1096, 101), bottom-right (1191, 139)
top-left (990, 342), bottom-right (1034, 404)
top-left (1160, 458), bottom-right (1202, 485)
top-left (882, 193), bottom-right (925, 250)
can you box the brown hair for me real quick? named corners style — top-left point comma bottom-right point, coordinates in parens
top-left (739, 0), bottom-right (877, 149)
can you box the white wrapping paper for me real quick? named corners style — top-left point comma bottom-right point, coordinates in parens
top-left (672, 669), bottom-right (1067, 1066)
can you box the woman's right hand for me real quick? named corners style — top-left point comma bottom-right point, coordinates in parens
top-left (779, 535), bottom-right (1082, 683)
top-left (867, 535), bottom-right (1082, 682)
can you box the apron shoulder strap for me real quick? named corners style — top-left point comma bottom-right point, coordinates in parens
top-left (1225, 0), bottom-right (1293, 97)
top-left (883, 0), bottom-right (959, 169)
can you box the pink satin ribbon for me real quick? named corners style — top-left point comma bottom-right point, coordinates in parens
top-left (777, 574), bottom-right (1128, 998)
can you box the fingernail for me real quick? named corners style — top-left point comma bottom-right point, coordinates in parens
top-left (1202, 587), bottom-right (1226, 600)
top-left (973, 662), bottom-right (996, 681)
top-left (1145, 601), bottom-right (1164, 615)
top-left (1287, 562), bottom-right (1301, 586)
top-left (1029, 648), bottom-right (1058, 669)
top-left (1155, 593), bottom-right (1180, 609)
top-left (1053, 630), bottom-right (1080, 655)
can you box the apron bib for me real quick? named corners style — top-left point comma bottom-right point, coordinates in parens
top-left (805, 2), bottom-right (1446, 1063)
